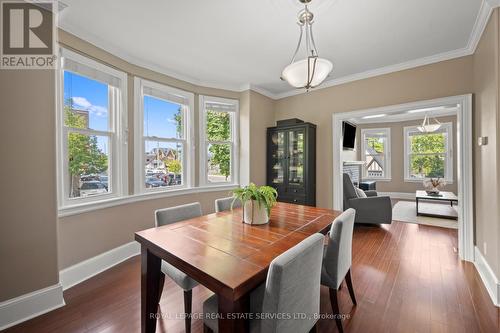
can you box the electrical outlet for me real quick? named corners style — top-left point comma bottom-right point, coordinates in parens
top-left (483, 242), bottom-right (487, 255)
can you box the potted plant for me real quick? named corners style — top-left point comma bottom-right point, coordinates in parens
top-left (423, 177), bottom-right (446, 195)
top-left (232, 183), bottom-right (278, 225)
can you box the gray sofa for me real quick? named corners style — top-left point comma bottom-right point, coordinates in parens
top-left (343, 173), bottom-right (392, 224)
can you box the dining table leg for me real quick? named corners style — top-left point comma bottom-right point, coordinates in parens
top-left (141, 246), bottom-right (162, 333)
top-left (217, 294), bottom-right (249, 333)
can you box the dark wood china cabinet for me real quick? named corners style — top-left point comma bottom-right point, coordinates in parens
top-left (267, 119), bottom-right (316, 206)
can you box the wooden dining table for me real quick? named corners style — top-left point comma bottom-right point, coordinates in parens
top-left (135, 202), bottom-right (341, 333)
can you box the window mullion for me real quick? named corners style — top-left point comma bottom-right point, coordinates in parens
top-left (66, 127), bottom-right (113, 137)
top-left (143, 136), bottom-right (185, 144)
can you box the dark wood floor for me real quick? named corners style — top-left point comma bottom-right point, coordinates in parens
top-left (4, 221), bottom-right (499, 333)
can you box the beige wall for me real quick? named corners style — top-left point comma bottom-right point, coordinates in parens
top-left (0, 69), bottom-right (59, 301)
top-left (58, 190), bottom-right (231, 268)
top-left (274, 56), bottom-right (473, 208)
top-left (472, 9), bottom-right (500, 276)
top-left (249, 90), bottom-right (276, 185)
top-left (352, 116), bottom-right (458, 193)
top-left (57, 31), bottom-right (274, 269)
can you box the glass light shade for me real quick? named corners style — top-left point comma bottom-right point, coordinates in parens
top-left (281, 57), bottom-right (333, 88)
top-left (418, 124), bottom-right (441, 133)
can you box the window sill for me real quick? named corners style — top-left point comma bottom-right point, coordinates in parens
top-left (404, 178), bottom-right (454, 184)
top-left (58, 184), bottom-right (239, 218)
top-left (362, 178), bottom-right (392, 182)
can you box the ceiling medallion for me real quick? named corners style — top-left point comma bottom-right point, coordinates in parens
top-left (281, 0), bottom-right (333, 91)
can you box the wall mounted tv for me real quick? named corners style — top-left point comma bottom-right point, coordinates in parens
top-left (342, 121), bottom-right (356, 150)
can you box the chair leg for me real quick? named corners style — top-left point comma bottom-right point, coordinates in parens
top-left (345, 269), bottom-right (357, 306)
top-left (329, 288), bottom-right (343, 333)
top-left (184, 289), bottom-right (192, 333)
top-left (157, 272), bottom-right (165, 304)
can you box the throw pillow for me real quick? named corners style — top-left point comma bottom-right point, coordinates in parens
top-left (355, 187), bottom-right (367, 198)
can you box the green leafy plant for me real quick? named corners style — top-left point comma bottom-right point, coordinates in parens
top-left (232, 183), bottom-right (278, 216)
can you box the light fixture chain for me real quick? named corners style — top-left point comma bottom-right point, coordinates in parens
top-left (281, 0), bottom-right (333, 90)
top-left (309, 22), bottom-right (319, 56)
top-left (290, 24), bottom-right (304, 64)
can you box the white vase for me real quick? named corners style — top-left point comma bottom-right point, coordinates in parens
top-left (243, 200), bottom-right (269, 225)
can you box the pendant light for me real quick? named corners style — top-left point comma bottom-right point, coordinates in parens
top-left (417, 113), bottom-right (442, 133)
top-left (281, 0), bottom-right (333, 90)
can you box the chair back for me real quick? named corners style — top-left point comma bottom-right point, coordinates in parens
top-left (215, 196), bottom-right (242, 213)
top-left (155, 202), bottom-right (202, 227)
top-left (323, 209), bottom-right (356, 289)
top-left (343, 173), bottom-right (358, 210)
top-left (260, 233), bottom-right (324, 333)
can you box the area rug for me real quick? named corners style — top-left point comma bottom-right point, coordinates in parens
top-left (392, 201), bottom-right (458, 229)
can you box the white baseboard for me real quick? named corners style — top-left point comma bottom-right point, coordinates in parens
top-left (0, 284), bottom-right (65, 331)
top-left (59, 241), bottom-right (141, 290)
top-left (378, 192), bottom-right (416, 200)
top-left (474, 246), bottom-right (500, 307)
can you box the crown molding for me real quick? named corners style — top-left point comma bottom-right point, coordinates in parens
top-left (245, 84), bottom-right (279, 99)
top-left (486, 0), bottom-right (500, 7)
top-left (273, 0), bottom-right (499, 100)
top-left (59, 0), bottom-right (499, 101)
top-left (273, 47), bottom-right (473, 100)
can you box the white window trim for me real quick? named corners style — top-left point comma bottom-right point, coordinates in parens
top-left (58, 184), bottom-right (239, 217)
top-left (403, 122), bottom-right (453, 183)
top-left (360, 128), bottom-right (391, 180)
top-left (133, 77), bottom-right (195, 194)
top-left (56, 48), bottom-right (128, 210)
top-left (199, 95), bottom-right (240, 186)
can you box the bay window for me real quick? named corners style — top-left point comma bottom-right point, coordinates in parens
top-left (134, 78), bottom-right (194, 193)
top-left (57, 49), bottom-right (128, 208)
top-left (199, 96), bottom-right (239, 185)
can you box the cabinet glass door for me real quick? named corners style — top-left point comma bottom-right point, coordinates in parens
top-left (270, 131), bottom-right (286, 185)
top-left (288, 130), bottom-right (305, 186)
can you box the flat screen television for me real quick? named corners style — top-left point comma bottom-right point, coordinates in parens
top-left (342, 121), bottom-right (356, 150)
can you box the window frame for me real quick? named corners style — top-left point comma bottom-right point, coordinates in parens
top-left (403, 122), bottom-right (453, 183)
top-left (199, 95), bottom-right (239, 186)
top-left (56, 48), bottom-right (128, 209)
top-left (360, 128), bottom-right (392, 180)
top-left (134, 77), bottom-right (195, 194)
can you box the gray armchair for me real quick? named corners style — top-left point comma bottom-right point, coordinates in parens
top-left (343, 173), bottom-right (392, 224)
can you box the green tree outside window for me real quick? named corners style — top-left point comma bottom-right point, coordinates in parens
top-left (206, 110), bottom-right (231, 180)
top-left (65, 98), bottom-right (108, 197)
top-left (409, 133), bottom-right (446, 178)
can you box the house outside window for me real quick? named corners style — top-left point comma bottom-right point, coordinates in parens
top-left (404, 123), bottom-right (453, 182)
top-left (134, 78), bottom-right (194, 193)
top-left (199, 96), bottom-right (239, 185)
top-left (361, 128), bottom-right (391, 180)
top-left (57, 49), bottom-right (128, 208)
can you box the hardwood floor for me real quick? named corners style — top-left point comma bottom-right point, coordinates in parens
top-left (4, 221), bottom-right (499, 333)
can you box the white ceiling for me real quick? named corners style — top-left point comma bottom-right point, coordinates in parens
top-left (58, 0), bottom-right (485, 98)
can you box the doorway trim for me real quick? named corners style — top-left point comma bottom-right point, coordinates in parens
top-left (332, 94), bottom-right (474, 262)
